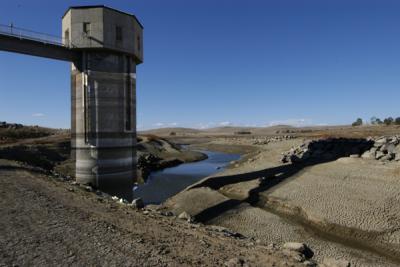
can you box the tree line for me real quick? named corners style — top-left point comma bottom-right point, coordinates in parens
top-left (352, 117), bottom-right (400, 126)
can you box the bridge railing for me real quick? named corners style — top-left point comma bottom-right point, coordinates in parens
top-left (0, 23), bottom-right (66, 47)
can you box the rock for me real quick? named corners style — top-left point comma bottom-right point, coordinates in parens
top-left (361, 151), bottom-right (374, 159)
top-left (283, 242), bottom-right (314, 259)
top-left (131, 198), bottom-right (144, 209)
top-left (283, 242), bottom-right (305, 252)
top-left (375, 137), bottom-right (387, 145)
top-left (379, 143), bottom-right (395, 153)
top-left (290, 154), bottom-right (302, 163)
top-left (221, 228), bottom-right (244, 238)
top-left (224, 257), bottom-right (247, 267)
top-left (145, 204), bottom-right (161, 211)
top-left (83, 185), bottom-right (93, 192)
top-left (111, 196), bottom-right (119, 201)
top-left (375, 151), bottom-right (385, 160)
top-left (320, 257), bottom-right (350, 267)
top-left (160, 211), bottom-right (174, 216)
top-left (369, 147), bottom-right (378, 153)
top-left (349, 154), bottom-right (359, 158)
top-left (381, 154), bottom-right (394, 161)
top-left (119, 198), bottom-right (128, 204)
top-left (386, 144), bottom-right (396, 154)
top-left (208, 225), bottom-right (227, 232)
top-left (178, 211), bottom-right (192, 220)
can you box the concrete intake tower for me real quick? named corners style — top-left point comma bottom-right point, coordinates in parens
top-left (0, 5), bottom-right (143, 199)
top-left (63, 6), bottom-right (143, 198)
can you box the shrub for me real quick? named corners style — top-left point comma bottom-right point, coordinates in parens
top-left (352, 118), bottom-right (363, 127)
top-left (383, 117), bottom-right (394, 126)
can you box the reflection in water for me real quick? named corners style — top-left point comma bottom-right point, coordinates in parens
top-left (133, 150), bottom-right (240, 204)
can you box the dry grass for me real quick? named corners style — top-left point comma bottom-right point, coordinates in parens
top-left (307, 125), bottom-right (400, 139)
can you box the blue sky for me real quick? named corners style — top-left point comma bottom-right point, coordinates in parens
top-left (1, 0), bottom-right (400, 129)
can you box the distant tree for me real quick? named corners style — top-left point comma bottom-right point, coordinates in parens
top-left (352, 118), bottom-right (363, 127)
top-left (370, 116), bottom-right (379, 125)
top-left (376, 118), bottom-right (383, 125)
top-left (395, 117), bottom-right (400, 125)
top-left (383, 117), bottom-right (394, 126)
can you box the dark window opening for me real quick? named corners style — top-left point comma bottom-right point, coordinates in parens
top-left (125, 57), bottom-right (132, 131)
top-left (125, 83), bottom-right (132, 131)
top-left (116, 26), bottom-right (123, 41)
top-left (83, 22), bottom-right (91, 36)
top-left (64, 29), bottom-right (70, 46)
top-left (137, 35), bottom-right (141, 51)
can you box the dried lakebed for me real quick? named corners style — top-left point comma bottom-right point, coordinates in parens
top-left (165, 139), bottom-right (400, 267)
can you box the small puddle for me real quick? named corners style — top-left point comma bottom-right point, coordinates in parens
top-left (133, 150), bottom-right (240, 204)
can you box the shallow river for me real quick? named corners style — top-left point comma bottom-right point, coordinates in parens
top-left (133, 150), bottom-right (240, 204)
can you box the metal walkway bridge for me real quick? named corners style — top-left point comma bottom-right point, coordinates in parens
top-left (0, 24), bottom-right (78, 61)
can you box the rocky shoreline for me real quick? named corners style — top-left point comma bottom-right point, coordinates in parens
top-left (280, 136), bottom-right (400, 164)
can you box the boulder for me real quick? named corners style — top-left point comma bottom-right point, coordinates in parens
top-left (119, 198), bottom-right (129, 204)
top-left (361, 151), bottom-right (374, 159)
top-left (224, 258), bottom-right (246, 267)
top-left (375, 137), bottom-right (387, 146)
top-left (375, 151), bottom-right (385, 160)
top-left (178, 211), bottom-right (192, 220)
top-left (282, 242), bottom-right (314, 259)
top-left (131, 198), bottom-right (144, 209)
top-left (379, 143), bottom-right (395, 153)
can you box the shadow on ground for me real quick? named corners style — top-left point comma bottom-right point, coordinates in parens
top-left (192, 138), bottom-right (373, 222)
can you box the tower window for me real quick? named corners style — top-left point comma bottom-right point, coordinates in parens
top-left (125, 56), bottom-right (132, 131)
top-left (116, 26), bottom-right (123, 41)
top-left (137, 36), bottom-right (141, 51)
top-left (64, 29), bottom-right (70, 46)
top-left (83, 22), bottom-right (91, 36)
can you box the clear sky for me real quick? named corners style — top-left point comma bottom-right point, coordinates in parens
top-left (1, 0), bottom-right (400, 129)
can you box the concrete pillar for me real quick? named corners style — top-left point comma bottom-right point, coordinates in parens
top-left (71, 51), bottom-right (136, 200)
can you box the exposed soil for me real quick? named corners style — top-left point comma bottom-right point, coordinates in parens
top-left (2, 124), bottom-right (400, 266)
top-left (0, 159), bottom-right (306, 267)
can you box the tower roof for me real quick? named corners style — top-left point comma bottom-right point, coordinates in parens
top-left (62, 5), bottom-right (144, 29)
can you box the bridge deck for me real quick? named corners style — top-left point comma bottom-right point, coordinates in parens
top-left (0, 24), bottom-right (79, 62)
